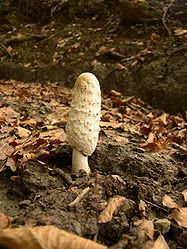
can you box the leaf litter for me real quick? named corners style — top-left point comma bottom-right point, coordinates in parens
top-left (162, 193), bottom-right (187, 229)
top-left (0, 79), bottom-right (186, 172)
top-left (0, 79), bottom-right (187, 248)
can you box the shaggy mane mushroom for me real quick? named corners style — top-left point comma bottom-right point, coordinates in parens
top-left (66, 72), bottom-right (101, 175)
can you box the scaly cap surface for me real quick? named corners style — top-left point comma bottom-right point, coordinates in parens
top-left (66, 72), bottom-right (101, 156)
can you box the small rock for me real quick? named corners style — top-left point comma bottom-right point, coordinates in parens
top-left (154, 218), bottom-right (171, 234)
top-left (18, 199), bottom-right (31, 208)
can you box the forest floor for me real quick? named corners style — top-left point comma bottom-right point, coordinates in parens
top-left (0, 1), bottom-right (187, 249)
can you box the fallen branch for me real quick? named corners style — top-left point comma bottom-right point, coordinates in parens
top-left (172, 142), bottom-right (187, 154)
top-left (162, 0), bottom-right (175, 35)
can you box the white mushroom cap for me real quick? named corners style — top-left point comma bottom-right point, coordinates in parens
top-left (66, 72), bottom-right (101, 156)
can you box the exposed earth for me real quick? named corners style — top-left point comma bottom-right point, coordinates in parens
top-left (0, 1), bottom-right (187, 249)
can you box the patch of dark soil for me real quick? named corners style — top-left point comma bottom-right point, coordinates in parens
top-left (1, 139), bottom-right (186, 247)
top-left (0, 1), bottom-right (187, 114)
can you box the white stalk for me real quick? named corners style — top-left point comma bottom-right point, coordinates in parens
top-left (72, 147), bottom-right (90, 175)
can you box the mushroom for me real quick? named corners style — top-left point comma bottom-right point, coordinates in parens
top-left (66, 72), bottom-right (101, 175)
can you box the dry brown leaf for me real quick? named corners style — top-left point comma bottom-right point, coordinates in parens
top-left (100, 121), bottom-right (123, 129)
top-left (162, 194), bottom-right (180, 209)
top-left (0, 143), bottom-right (14, 160)
top-left (140, 132), bottom-right (155, 148)
top-left (20, 118), bottom-right (38, 125)
top-left (158, 112), bottom-right (168, 126)
top-left (20, 153), bottom-right (34, 162)
top-left (140, 123), bottom-right (152, 135)
top-left (45, 113), bottom-right (60, 125)
top-left (1, 106), bottom-right (19, 122)
top-left (110, 90), bottom-right (122, 98)
top-left (39, 128), bottom-right (67, 142)
top-left (6, 155), bottom-right (18, 172)
top-left (49, 99), bottom-right (60, 107)
top-left (134, 219), bottom-right (154, 242)
top-left (0, 225), bottom-right (107, 249)
top-left (139, 200), bottom-right (147, 216)
top-left (112, 135), bottom-right (128, 143)
top-left (16, 127), bottom-right (31, 138)
top-left (0, 151), bottom-right (8, 161)
top-left (0, 114), bottom-right (6, 123)
top-left (150, 234), bottom-right (169, 249)
top-left (146, 132), bottom-right (155, 144)
top-left (98, 196), bottom-right (126, 223)
top-left (174, 28), bottom-right (187, 36)
top-left (0, 213), bottom-right (13, 229)
top-left (182, 189), bottom-right (187, 203)
top-left (169, 207), bottom-right (187, 229)
top-left (147, 112), bottom-right (154, 119)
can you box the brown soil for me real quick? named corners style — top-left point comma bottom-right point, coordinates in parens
top-left (0, 1), bottom-right (187, 249)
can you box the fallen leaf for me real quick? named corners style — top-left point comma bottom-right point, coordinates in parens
top-left (0, 115), bottom-right (7, 123)
top-left (6, 155), bottom-right (18, 172)
top-left (162, 194), bottom-right (180, 209)
top-left (150, 234), bottom-right (169, 249)
top-left (100, 121), bottom-right (123, 129)
top-left (0, 213), bottom-right (13, 229)
top-left (140, 123), bottom-right (152, 135)
top-left (110, 90), bottom-right (122, 98)
top-left (139, 200), bottom-right (147, 216)
top-left (39, 128), bottom-right (66, 142)
top-left (0, 225), bottom-right (107, 249)
top-left (49, 99), bottom-right (60, 107)
top-left (16, 126), bottom-right (31, 138)
top-left (134, 219), bottom-right (154, 242)
top-left (0, 151), bottom-right (8, 161)
top-left (146, 132), bottom-right (155, 144)
top-left (158, 112), bottom-right (168, 126)
top-left (0, 143), bottom-right (14, 160)
top-left (112, 135), bottom-right (128, 143)
top-left (169, 207), bottom-right (187, 229)
top-left (140, 140), bottom-right (167, 152)
top-left (20, 118), bottom-right (38, 125)
top-left (1, 106), bottom-right (19, 122)
top-left (147, 112), bottom-right (154, 119)
top-left (98, 196), bottom-right (126, 223)
top-left (182, 189), bottom-right (187, 203)
top-left (174, 28), bottom-right (187, 36)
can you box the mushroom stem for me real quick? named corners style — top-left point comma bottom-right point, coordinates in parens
top-left (72, 148), bottom-right (90, 175)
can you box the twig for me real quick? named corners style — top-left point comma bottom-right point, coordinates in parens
top-left (0, 42), bottom-right (12, 58)
top-left (4, 34), bottom-right (47, 46)
top-left (145, 200), bottom-right (168, 213)
top-left (162, 0), bottom-right (175, 35)
top-left (172, 142), bottom-right (187, 154)
top-left (68, 187), bottom-right (90, 208)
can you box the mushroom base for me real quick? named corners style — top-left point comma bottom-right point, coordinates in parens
top-left (72, 148), bottom-right (90, 175)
